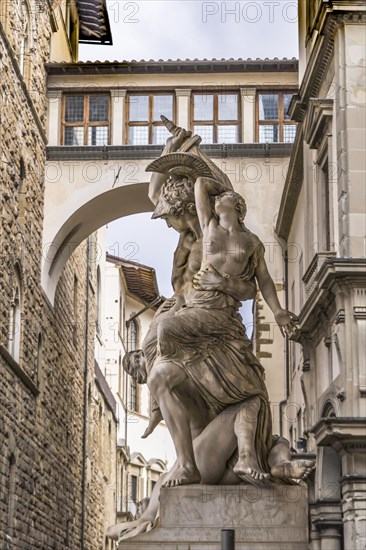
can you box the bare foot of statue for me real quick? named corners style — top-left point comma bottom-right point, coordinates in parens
top-left (233, 454), bottom-right (270, 481)
top-left (270, 459), bottom-right (315, 481)
top-left (163, 463), bottom-right (201, 487)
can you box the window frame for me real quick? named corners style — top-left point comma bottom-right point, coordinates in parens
top-left (191, 91), bottom-right (241, 144)
top-left (126, 319), bottom-right (138, 352)
top-left (18, 0), bottom-right (32, 82)
top-left (8, 277), bottom-right (22, 363)
top-left (129, 377), bottom-right (138, 412)
top-left (96, 265), bottom-right (102, 336)
top-left (317, 150), bottom-right (332, 253)
top-left (129, 474), bottom-right (138, 505)
top-left (61, 93), bottom-right (111, 146)
top-left (256, 90), bottom-right (297, 143)
top-left (126, 92), bottom-right (176, 145)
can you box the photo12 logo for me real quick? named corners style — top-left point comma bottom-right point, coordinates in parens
top-left (202, 2), bottom-right (298, 24)
top-left (109, 1), bottom-right (140, 24)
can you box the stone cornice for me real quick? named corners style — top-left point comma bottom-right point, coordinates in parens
top-left (302, 251), bottom-right (337, 293)
top-left (339, 474), bottom-right (366, 485)
top-left (289, 10), bottom-right (365, 123)
top-left (315, 258), bottom-right (366, 292)
top-left (45, 58), bottom-right (298, 76)
top-left (354, 306), bottom-right (366, 320)
top-left (310, 500), bottom-right (343, 532)
top-left (294, 258), bottom-right (366, 338)
top-left (310, 417), bottom-right (366, 449)
top-left (46, 143), bottom-right (293, 161)
top-left (275, 124), bottom-right (304, 239)
top-left (289, 27), bottom-right (334, 123)
top-left (0, 22), bottom-right (47, 145)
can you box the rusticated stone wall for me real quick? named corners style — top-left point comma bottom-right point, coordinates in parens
top-left (0, 2), bottom-right (116, 548)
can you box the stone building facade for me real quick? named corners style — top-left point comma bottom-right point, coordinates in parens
top-left (276, 1), bottom-right (366, 548)
top-left (0, 1), bottom-right (116, 549)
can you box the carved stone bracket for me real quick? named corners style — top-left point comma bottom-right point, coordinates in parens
top-left (304, 98), bottom-right (333, 149)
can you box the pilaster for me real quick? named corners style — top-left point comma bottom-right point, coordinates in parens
top-left (47, 90), bottom-right (62, 146)
top-left (240, 87), bottom-right (256, 143)
top-left (111, 89), bottom-right (127, 146)
top-left (340, 475), bottom-right (366, 550)
top-left (311, 418), bottom-right (366, 550)
top-left (175, 89), bottom-right (191, 130)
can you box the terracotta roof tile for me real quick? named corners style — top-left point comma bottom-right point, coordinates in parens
top-left (49, 56), bottom-right (297, 65)
top-left (46, 57), bottom-right (298, 75)
top-left (106, 254), bottom-right (162, 306)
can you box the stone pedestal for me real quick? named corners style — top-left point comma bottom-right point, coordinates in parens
top-left (118, 483), bottom-right (309, 549)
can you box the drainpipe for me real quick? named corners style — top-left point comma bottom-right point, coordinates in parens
top-left (80, 238), bottom-right (91, 550)
top-left (284, 246), bottom-right (290, 400)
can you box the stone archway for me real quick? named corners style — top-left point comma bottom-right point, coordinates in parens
top-left (42, 162), bottom-right (153, 304)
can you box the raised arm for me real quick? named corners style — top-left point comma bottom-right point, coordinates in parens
top-left (149, 172), bottom-right (168, 205)
top-left (148, 128), bottom-right (190, 205)
top-left (194, 176), bottom-right (225, 230)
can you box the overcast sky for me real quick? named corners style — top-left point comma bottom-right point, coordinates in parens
top-left (80, 0), bottom-right (298, 62)
top-left (79, 0), bottom-right (298, 324)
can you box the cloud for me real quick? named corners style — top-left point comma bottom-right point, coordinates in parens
top-left (80, 0), bottom-right (298, 61)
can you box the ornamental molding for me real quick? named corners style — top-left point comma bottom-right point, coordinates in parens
top-left (240, 87), bottom-right (256, 97)
top-left (335, 309), bottom-right (345, 324)
top-left (275, 124), bottom-right (304, 239)
top-left (47, 143), bottom-right (293, 161)
top-left (305, 98), bottom-right (334, 149)
top-left (289, 11), bottom-right (364, 123)
top-left (354, 306), bottom-right (366, 320)
top-left (110, 89), bottom-right (127, 99)
top-left (175, 89), bottom-right (192, 97)
top-left (310, 417), bottom-right (366, 449)
top-left (294, 259), bottom-right (366, 338)
top-left (46, 59), bottom-right (299, 76)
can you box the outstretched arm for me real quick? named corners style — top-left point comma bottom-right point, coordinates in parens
top-left (194, 176), bottom-right (225, 230)
top-left (255, 252), bottom-right (298, 336)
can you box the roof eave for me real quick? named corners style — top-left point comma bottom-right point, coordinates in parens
top-left (45, 58), bottom-right (298, 75)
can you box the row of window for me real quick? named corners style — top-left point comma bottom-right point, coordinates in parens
top-left (61, 91), bottom-right (297, 146)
